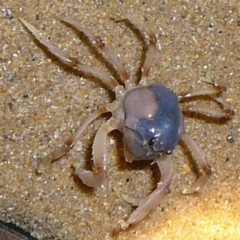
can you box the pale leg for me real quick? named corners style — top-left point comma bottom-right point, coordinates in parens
top-left (121, 154), bottom-right (173, 229)
top-left (124, 15), bottom-right (157, 85)
top-left (38, 104), bottom-right (112, 170)
top-left (19, 18), bottom-right (120, 90)
top-left (76, 118), bottom-right (120, 187)
top-left (178, 84), bottom-right (226, 100)
top-left (58, 17), bottom-right (130, 84)
top-left (179, 83), bottom-right (234, 119)
top-left (181, 132), bottom-right (212, 194)
top-left (126, 15), bottom-right (157, 83)
top-left (182, 104), bottom-right (234, 119)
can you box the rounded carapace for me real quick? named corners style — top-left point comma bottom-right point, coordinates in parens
top-left (123, 82), bottom-right (184, 161)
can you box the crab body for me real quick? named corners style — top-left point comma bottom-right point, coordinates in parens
top-left (122, 82), bottom-right (183, 161)
top-left (20, 15), bottom-right (234, 230)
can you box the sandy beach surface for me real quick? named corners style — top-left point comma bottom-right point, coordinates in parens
top-left (1, 1), bottom-right (240, 239)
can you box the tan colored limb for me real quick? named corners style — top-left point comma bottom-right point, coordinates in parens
top-left (76, 118), bottom-right (119, 187)
top-left (39, 105), bottom-right (111, 169)
top-left (59, 17), bottom-right (130, 85)
top-left (182, 104), bottom-right (234, 119)
top-left (181, 132), bottom-right (212, 194)
top-left (126, 15), bottom-right (157, 85)
top-left (178, 85), bottom-right (226, 100)
top-left (179, 83), bottom-right (234, 119)
top-left (76, 118), bottom-right (120, 187)
top-left (121, 154), bottom-right (173, 229)
top-left (19, 18), bottom-right (119, 90)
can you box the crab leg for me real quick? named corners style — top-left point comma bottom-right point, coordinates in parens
top-left (19, 18), bottom-right (119, 90)
top-left (59, 17), bottom-right (130, 85)
top-left (121, 154), bottom-right (173, 229)
top-left (76, 118), bottom-right (120, 187)
top-left (178, 85), bottom-right (226, 100)
top-left (182, 104), bottom-right (234, 119)
top-left (39, 104), bottom-right (112, 169)
top-left (126, 15), bottom-right (157, 85)
top-left (179, 83), bottom-right (234, 118)
top-left (181, 132), bottom-right (212, 194)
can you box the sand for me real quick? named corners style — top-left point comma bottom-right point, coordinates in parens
top-left (1, 1), bottom-right (240, 239)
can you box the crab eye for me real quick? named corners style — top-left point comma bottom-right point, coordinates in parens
top-left (165, 149), bottom-right (172, 155)
top-left (148, 138), bottom-right (156, 147)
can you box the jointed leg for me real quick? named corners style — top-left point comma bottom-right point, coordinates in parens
top-left (38, 104), bottom-right (112, 170)
top-left (76, 118), bottom-right (120, 188)
top-left (178, 84), bottom-right (226, 100)
top-left (125, 15), bottom-right (157, 85)
top-left (179, 82), bottom-right (234, 119)
top-left (182, 104), bottom-right (234, 119)
top-left (59, 17), bottom-right (130, 85)
top-left (181, 132), bottom-right (212, 194)
top-left (20, 18), bottom-right (119, 90)
top-left (121, 154), bottom-right (173, 229)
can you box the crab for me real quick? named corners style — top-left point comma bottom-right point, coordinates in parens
top-left (20, 15), bottom-right (234, 229)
